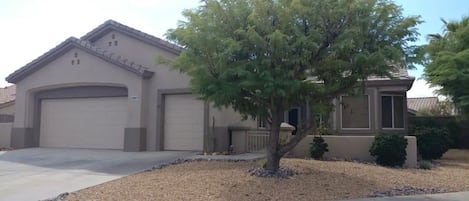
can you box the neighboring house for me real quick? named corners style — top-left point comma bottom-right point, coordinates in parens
top-left (407, 97), bottom-right (439, 116)
top-left (0, 85), bottom-right (16, 115)
top-left (5, 20), bottom-right (414, 152)
top-left (407, 97), bottom-right (455, 116)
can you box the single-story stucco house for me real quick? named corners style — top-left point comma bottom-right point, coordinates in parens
top-left (3, 20), bottom-right (414, 153)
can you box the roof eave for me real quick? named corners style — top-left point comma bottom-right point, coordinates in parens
top-left (6, 37), bottom-right (154, 84)
top-left (81, 20), bottom-right (183, 55)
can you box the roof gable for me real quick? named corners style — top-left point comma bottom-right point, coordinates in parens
top-left (81, 20), bottom-right (183, 55)
top-left (6, 37), bottom-right (153, 83)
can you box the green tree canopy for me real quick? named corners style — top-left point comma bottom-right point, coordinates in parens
top-left (423, 17), bottom-right (469, 117)
top-left (167, 0), bottom-right (420, 171)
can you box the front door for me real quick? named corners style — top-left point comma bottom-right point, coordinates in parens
top-left (286, 107), bottom-right (300, 135)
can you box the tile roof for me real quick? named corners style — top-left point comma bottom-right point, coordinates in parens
top-left (407, 97), bottom-right (439, 111)
top-left (6, 37), bottom-right (153, 83)
top-left (0, 85), bottom-right (15, 105)
top-left (81, 20), bottom-right (183, 54)
top-left (367, 65), bottom-right (413, 81)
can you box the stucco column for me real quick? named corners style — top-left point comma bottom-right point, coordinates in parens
top-left (10, 89), bottom-right (36, 148)
top-left (281, 122), bottom-right (295, 144)
top-left (124, 80), bottom-right (149, 152)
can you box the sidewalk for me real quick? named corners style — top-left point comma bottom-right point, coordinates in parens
top-left (344, 191), bottom-right (469, 201)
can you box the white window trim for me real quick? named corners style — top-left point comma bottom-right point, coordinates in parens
top-left (382, 94), bottom-right (405, 130)
top-left (340, 95), bottom-right (371, 130)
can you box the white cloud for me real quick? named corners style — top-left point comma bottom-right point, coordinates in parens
top-left (407, 79), bottom-right (442, 98)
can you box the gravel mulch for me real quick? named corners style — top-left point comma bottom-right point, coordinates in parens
top-left (0, 147), bottom-right (13, 151)
top-left (248, 167), bottom-right (296, 178)
top-left (370, 186), bottom-right (449, 197)
top-left (63, 149), bottom-right (469, 201)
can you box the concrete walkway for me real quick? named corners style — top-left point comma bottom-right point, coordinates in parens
top-left (344, 191), bottom-right (469, 201)
top-left (0, 148), bottom-right (196, 201)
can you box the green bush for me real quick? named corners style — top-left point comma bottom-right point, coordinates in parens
top-left (445, 120), bottom-right (461, 148)
top-left (408, 117), bottom-right (461, 148)
top-left (310, 136), bottom-right (329, 160)
top-left (419, 160), bottom-right (432, 170)
top-left (369, 134), bottom-right (408, 167)
top-left (415, 127), bottom-right (451, 160)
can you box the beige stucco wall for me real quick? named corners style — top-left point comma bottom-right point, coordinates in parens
top-left (289, 135), bottom-right (417, 168)
top-left (13, 48), bottom-right (146, 129)
top-left (0, 103), bottom-right (15, 115)
top-left (0, 123), bottom-right (12, 148)
top-left (209, 105), bottom-right (257, 128)
top-left (93, 32), bottom-right (193, 151)
top-left (93, 31), bottom-right (255, 150)
top-left (231, 130), bottom-right (247, 154)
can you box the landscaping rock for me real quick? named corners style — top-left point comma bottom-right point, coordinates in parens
top-left (369, 186), bottom-right (449, 197)
top-left (149, 155), bottom-right (264, 171)
top-left (248, 167), bottom-right (296, 178)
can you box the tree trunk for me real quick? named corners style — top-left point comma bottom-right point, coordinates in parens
top-left (265, 149), bottom-right (281, 171)
top-left (265, 106), bottom-right (283, 172)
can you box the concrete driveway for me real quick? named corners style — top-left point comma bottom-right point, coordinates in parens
top-left (344, 191), bottom-right (469, 201)
top-left (0, 148), bottom-right (196, 201)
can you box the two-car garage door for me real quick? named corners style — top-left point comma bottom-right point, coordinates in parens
top-left (39, 94), bottom-right (204, 151)
top-left (40, 97), bottom-right (127, 149)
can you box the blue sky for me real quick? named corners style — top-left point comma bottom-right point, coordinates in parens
top-left (0, 0), bottom-right (468, 97)
top-left (394, 0), bottom-right (469, 78)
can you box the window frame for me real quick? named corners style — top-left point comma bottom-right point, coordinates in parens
top-left (340, 95), bottom-right (371, 130)
top-left (381, 94), bottom-right (405, 130)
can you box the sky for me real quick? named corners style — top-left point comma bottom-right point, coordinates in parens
top-left (0, 0), bottom-right (468, 98)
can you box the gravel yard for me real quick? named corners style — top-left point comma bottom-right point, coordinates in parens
top-left (64, 149), bottom-right (469, 201)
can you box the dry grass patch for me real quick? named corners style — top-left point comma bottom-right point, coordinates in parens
top-left (436, 149), bottom-right (469, 170)
top-left (65, 150), bottom-right (469, 201)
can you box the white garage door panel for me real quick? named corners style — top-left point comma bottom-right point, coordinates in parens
top-left (164, 94), bottom-right (204, 151)
top-left (40, 97), bottom-right (127, 149)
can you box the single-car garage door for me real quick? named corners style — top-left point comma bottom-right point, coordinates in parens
top-left (40, 97), bottom-right (127, 149)
top-left (164, 94), bottom-right (204, 151)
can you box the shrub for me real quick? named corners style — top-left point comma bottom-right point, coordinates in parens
top-left (369, 134), bottom-right (408, 167)
top-left (313, 123), bottom-right (334, 136)
top-left (419, 160), bottom-right (432, 170)
top-left (445, 120), bottom-right (461, 148)
top-left (408, 117), bottom-right (461, 148)
top-left (415, 127), bottom-right (451, 160)
top-left (310, 136), bottom-right (329, 160)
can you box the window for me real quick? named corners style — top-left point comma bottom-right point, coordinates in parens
top-left (382, 95), bottom-right (404, 129)
top-left (341, 95), bottom-right (370, 129)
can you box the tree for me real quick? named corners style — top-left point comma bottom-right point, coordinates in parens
top-left (167, 0), bottom-right (420, 172)
top-left (423, 17), bottom-right (469, 117)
